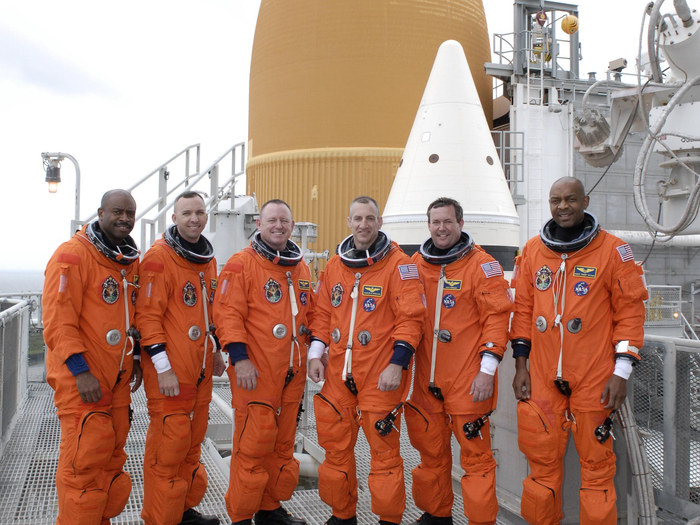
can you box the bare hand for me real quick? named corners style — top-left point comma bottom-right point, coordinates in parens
top-left (601, 374), bottom-right (627, 410)
top-left (158, 369), bottom-right (180, 397)
top-left (308, 358), bottom-right (326, 383)
top-left (377, 363), bottom-right (403, 392)
top-left (131, 360), bottom-right (143, 392)
top-left (76, 371), bottom-right (102, 404)
top-left (234, 359), bottom-right (259, 390)
top-left (512, 357), bottom-right (531, 400)
top-left (212, 351), bottom-right (226, 377)
top-left (470, 371), bottom-right (495, 403)
top-left (320, 351), bottom-right (329, 368)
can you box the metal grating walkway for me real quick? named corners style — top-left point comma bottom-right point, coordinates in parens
top-left (0, 377), bottom-right (515, 525)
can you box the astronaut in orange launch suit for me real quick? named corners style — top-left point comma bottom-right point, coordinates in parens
top-left (135, 191), bottom-right (225, 525)
top-left (43, 190), bottom-right (141, 525)
top-left (510, 178), bottom-right (647, 525)
top-left (213, 199), bottom-right (313, 525)
top-left (307, 196), bottom-right (426, 525)
top-left (406, 197), bottom-right (513, 525)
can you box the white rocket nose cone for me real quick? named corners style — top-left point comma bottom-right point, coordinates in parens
top-left (419, 40), bottom-right (481, 106)
top-left (382, 40), bottom-right (520, 267)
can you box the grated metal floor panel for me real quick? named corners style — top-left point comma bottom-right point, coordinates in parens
top-left (0, 376), bottom-right (516, 524)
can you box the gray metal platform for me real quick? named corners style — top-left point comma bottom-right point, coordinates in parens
top-left (0, 375), bottom-right (516, 525)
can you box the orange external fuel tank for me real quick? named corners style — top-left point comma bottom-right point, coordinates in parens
top-left (247, 0), bottom-right (493, 255)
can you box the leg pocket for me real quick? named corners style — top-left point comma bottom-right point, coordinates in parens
top-left (239, 402), bottom-right (278, 458)
top-left (228, 466), bottom-right (268, 516)
top-left (185, 463), bottom-right (208, 509)
top-left (411, 466), bottom-right (447, 514)
top-left (63, 487), bottom-right (108, 525)
top-left (580, 488), bottom-right (616, 524)
top-left (521, 477), bottom-right (557, 525)
top-left (74, 411), bottom-right (115, 473)
top-left (517, 401), bottom-right (561, 465)
top-left (318, 463), bottom-right (353, 511)
top-left (313, 393), bottom-right (354, 452)
top-left (156, 413), bottom-right (192, 467)
top-left (267, 457), bottom-right (300, 502)
top-left (103, 471), bottom-right (131, 519)
top-left (148, 475), bottom-right (189, 524)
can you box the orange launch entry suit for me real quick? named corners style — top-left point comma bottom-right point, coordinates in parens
top-left (213, 242), bottom-right (313, 523)
top-left (309, 237), bottom-right (425, 524)
top-left (43, 224), bottom-right (139, 525)
top-left (134, 236), bottom-right (218, 525)
top-left (407, 241), bottom-right (513, 525)
top-left (510, 224), bottom-right (647, 525)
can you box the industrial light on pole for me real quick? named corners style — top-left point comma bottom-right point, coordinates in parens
top-left (42, 152), bottom-right (82, 234)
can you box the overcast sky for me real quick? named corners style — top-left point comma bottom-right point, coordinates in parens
top-left (1, 0), bottom-right (644, 270)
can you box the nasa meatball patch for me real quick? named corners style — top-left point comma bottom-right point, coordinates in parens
top-left (574, 281), bottom-right (589, 296)
top-left (363, 297), bottom-right (376, 312)
top-left (442, 294), bottom-right (456, 309)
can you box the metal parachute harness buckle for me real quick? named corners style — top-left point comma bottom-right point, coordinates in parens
top-left (462, 410), bottom-right (494, 440)
top-left (375, 402), bottom-right (403, 436)
top-left (595, 410), bottom-right (617, 443)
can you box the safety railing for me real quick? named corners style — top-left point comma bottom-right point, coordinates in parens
top-left (634, 334), bottom-right (700, 519)
top-left (139, 142), bottom-right (246, 251)
top-left (65, 142), bottom-right (245, 253)
top-left (645, 285), bottom-right (683, 327)
top-left (0, 293), bottom-right (43, 329)
top-left (0, 299), bottom-right (30, 458)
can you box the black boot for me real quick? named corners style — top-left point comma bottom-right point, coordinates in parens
top-left (232, 521), bottom-right (252, 525)
top-left (324, 516), bottom-right (357, 525)
top-left (179, 508), bottom-right (220, 525)
top-left (410, 513), bottom-right (453, 525)
top-left (379, 521), bottom-right (400, 525)
top-left (254, 506), bottom-right (306, 525)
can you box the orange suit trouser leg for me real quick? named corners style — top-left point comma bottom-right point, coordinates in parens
top-left (260, 400), bottom-right (302, 511)
top-left (55, 406), bottom-right (120, 525)
top-left (361, 411), bottom-right (406, 524)
top-left (571, 410), bottom-right (617, 525)
top-left (517, 399), bottom-right (570, 525)
top-left (314, 393), bottom-right (360, 520)
top-left (142, 405), bottom-right (202, 525)
top-left (451, 414), bottom-right (498, 525)
top-left (227, 401), bottom-right (280, 522)
top-left (404, 400), bottom-right (454, 518)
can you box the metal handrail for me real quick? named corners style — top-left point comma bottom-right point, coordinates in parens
top-left (81, 144), bottom-right (201, 224)
top-left (148, 142), bottom-right (245, 223)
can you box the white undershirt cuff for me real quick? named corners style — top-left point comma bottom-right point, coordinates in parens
top-left (151, 351), bottom-right (172, 374)
top-left (308, 340), bottom-right (326, 360)
top-left (480, 354), bottom-right (500, 376)
top-left (613, 358), bottom-right (634, 380)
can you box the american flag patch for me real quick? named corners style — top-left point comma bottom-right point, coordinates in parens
top-left (481, 261), bottom-right (503, 278)
top-left (398, 264), bottom-right (419, 280)
top-left (617, 244), bottom-right (634, 263)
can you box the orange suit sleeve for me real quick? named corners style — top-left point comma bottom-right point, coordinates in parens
top-left (609, 242), bottom-right (648, 352)
top-left (212, 254), bottom-right (251, 348)
top-left (388, 256), bottom-right (426, 350)
top-left (43, 248), bottom-right (89, 363)
top-left (134, 248), bottom-right (170, 347)
top-left (308, 269), bottom-right (331, 346)
top-left (472, 255), bottom-right (513, 360)
top-left (510, 245), bottom-right (535, 344)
